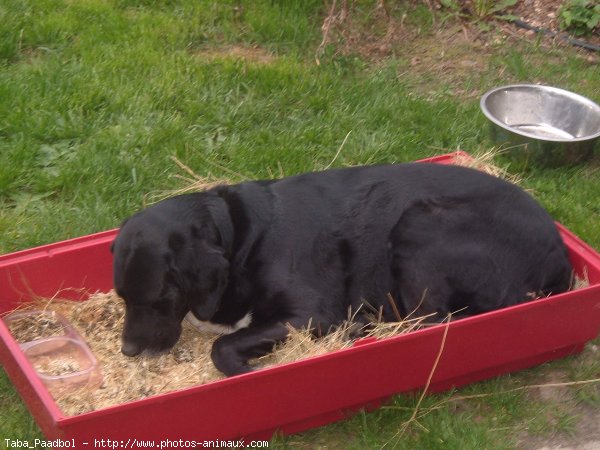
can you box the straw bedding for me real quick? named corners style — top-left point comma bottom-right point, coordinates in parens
top-left (7, 292), bottom-right (436, 416)
top-left (3, 153), bottom-right (588, 416)
top-left (8, 315), bottom-right (67, 344)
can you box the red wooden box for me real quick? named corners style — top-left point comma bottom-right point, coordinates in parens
top-left (2, 153), bottom-right (600, 443)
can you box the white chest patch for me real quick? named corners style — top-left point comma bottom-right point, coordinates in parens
top-left (185, 312), bottom-right (252, 335)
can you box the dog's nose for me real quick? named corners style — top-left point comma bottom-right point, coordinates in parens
top-left (121, 340), bottom-right (142, 357)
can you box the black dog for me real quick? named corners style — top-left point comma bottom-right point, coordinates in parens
top-left (111, 163), bottom-right (572, 376)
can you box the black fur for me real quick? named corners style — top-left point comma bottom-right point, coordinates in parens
top-left (111, 163), bottom-right (572, 376)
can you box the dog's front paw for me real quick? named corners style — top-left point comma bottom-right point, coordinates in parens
top-left (211, 337), bottom-right (253, 376)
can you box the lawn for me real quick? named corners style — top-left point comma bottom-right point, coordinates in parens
top-left (1, 0), bottom-right (599, 448)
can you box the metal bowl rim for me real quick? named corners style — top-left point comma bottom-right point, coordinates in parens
top-left (480, 84), bottom-right (600, 143)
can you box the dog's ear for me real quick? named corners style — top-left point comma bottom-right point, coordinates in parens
top-left (191, 242), bottom-right (229, 321)
top-left (174, 239), bottom-right (229, 321)
top-left (204, 195), bottom-right (233, 257)
top-left (169, 194), bottom-right (234, 321)
top-left (110, 218), bottom-right (130, 254)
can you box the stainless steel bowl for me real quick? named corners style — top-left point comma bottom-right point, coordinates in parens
top-left (480, 84), bottom-right (600, 166)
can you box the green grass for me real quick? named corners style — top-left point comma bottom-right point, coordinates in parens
top-left (1, 0), bottom-right (599, 447)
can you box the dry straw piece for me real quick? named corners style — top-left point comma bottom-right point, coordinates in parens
top-left (4, 151), bottom-right (589, 416)
top-left (453, 149), bottom-right (523, 185)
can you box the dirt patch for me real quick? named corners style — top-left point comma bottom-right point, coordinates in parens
top-left (508, 0), bottom-right (600, 47)
top-left (520, 406), bottom-right (600, 450)
top-left (193, 44), bottom-right (277, 65)
top-left (432, 0), bottom-right (599, 51)
top-left (315, 0), bottom-right (410, 63)
top-left (394, 26), bottom-right (494, 98)
top-left (315, 1), bottom-right (599, 68)
top-left (516, 342), bottom-right (600, 450)
top-left (509, 0), bottom-right (564, 30)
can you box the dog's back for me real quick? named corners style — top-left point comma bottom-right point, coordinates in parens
top-left (219, 163), bottom-right (571, 322)
top-left (114, 162), bottom-right (572, 375)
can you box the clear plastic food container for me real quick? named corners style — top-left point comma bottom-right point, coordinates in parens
top-left (3, 310), bottom-right (102, 396)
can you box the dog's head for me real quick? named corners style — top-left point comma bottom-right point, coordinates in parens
top-left (112, 193), bottom-right (232, 357)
